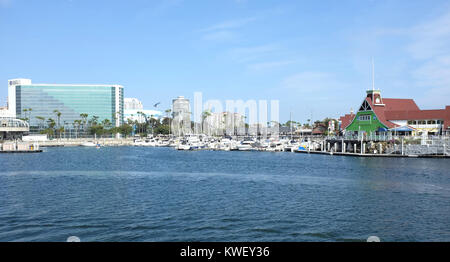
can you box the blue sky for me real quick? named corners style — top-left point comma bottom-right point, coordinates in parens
top-left (1, 0), bottom-right (450, 123)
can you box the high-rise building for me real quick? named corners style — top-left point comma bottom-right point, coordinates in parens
top-left (172, 96), bottom-right (191, 136)
top-left (203, 112), bottom-right (245, 136)
top-left (7, 78), bottom-right (124, 129)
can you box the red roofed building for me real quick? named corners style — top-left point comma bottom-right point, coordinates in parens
top-left (339, 90), bottom-right (450, 136)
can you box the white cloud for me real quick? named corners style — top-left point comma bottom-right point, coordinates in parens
top-left (199, 17), bottom-right (257, 43)
top-left (199, 17), bottom-right (257, 33)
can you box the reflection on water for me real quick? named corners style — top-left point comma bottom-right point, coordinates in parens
top-left (0, 147), bottom-right (449, 241)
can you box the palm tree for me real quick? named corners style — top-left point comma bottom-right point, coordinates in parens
top-left (36, 116), bottom-right (45, 131)
top-left (165, 109), bottom-right (171, 118)
top-left (149, 114), bottom-right (155, 135)
top-left (53, 110), bottom-right (61, 126)
top-left (46, 118), bottom-right (56, 138)
top-left (22, 108), bottom-right (30, 123)
top-left (165, 109), bottom-right (172, 136)
top-left (101, 119), bottom-right (111, 137)
top-left (73, 120), bottom-right (82, 139)
top-left (90, 116), bottom-right (99, 126)
top-left (80, 113), bottom-right (88, 136)
top-left (53, 110), bottom-right (62, 138)
top-left (22, 108), bottom-right (33, 126)
top-left (137, 111), bottom-right (145, 134)
top-left (101, 118), bottom-right (111, 129)
top-left (202, 110), bottom-right (212, 135)
top-left (28, 108), bottom-right (32, 123)
top-left (58, 126), bottom-right (65, 138)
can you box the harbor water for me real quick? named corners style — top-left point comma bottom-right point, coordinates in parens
top-left (0, 147), bottom-right (449, 241)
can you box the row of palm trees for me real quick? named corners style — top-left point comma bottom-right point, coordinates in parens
top-left (23, 107), bottom-right (176, 138)
top-left (20, 108), bottom-right (119, 138)
top-left (129, 109), bottom-right (173, 136)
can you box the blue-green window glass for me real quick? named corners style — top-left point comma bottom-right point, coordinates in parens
top-left (16, 85), bottom-right (122, 128)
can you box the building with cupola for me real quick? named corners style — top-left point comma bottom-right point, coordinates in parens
top-left (339, 89), bottom-right (450, 136)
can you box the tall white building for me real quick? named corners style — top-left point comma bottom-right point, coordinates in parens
top-left (172, 96), bottom-right (191, 136)
top-left (203, 112), bottom-right (245, 136)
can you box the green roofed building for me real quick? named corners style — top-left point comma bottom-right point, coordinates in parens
top-left (339, 89), bottom-right (450, 136)
top-left (343, 90), bottom-right (389, 134)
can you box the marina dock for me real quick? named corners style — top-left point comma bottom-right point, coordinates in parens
top-left (0, 142), bottom-right (42, 153)
top-left (2, 135), bottom-right (449, 158)
top-left (294, 149), bottom-right (449, 158)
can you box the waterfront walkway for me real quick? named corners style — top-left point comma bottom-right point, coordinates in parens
top-left (37, 138), bottom-right (135, 147)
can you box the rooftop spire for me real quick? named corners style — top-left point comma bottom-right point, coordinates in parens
top-left (372, 57), bottom-right (375, 91)
top-left (372, 57), bottom-right (375, 102)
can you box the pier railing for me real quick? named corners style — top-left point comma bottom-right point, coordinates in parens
top-left (326, 134), bottom-right (450, 142)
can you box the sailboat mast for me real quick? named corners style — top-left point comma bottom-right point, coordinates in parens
top-left (290, 111), bottom-right (293, 140)
top-left (372, 57), bottom-right (375, 102)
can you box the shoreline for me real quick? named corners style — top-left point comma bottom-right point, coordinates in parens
top-left (37, 142), bottom-right (450, 159)
top-left (2, 137), bottom-right (448, 159)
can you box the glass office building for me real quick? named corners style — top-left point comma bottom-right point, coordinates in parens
top-left (7, 79), bottom-right (124, 130)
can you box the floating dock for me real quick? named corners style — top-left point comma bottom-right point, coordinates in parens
top-left (0, 149), bottom-right (43, 153)
top-left (294, 150), bottom-right (449, 158)
top-left (0, 142), bottom-right (43, 153)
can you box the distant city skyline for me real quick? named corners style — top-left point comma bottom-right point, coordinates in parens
top-left (1, 0), bottom-right (450, 124)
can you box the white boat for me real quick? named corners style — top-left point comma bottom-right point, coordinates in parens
top-left (156, 140), bottom-right (170, 147)
top-left (133, 139), bottom-right (145, 146)
top-left (143, 139), bottom-right (157, 146)
top-left (284, 141), bottom-right (300, 152)
top-left (237, 138), bottom-right (256, 151)
top-left (81, 142), bottom-right (97, 147)
top-left (237, 143), bottom-right (254, 151)
top-left (178, 144), bottom-right (191, 150)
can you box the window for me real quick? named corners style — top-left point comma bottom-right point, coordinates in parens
top-left (407, 120), bottom-right (413, 125)
top-left (359, 115), bottom-right (371, 121)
